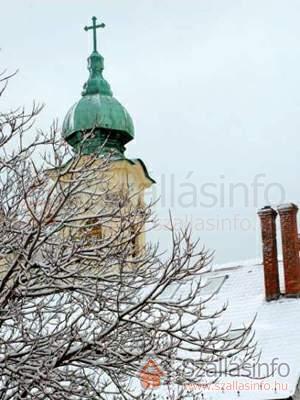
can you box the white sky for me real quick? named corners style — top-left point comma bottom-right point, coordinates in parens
top-left (1, 0), bottom-right (300, 263)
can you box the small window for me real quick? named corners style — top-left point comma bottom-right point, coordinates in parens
top-left (89, 220), bottom-right (102, 238)
top-left (79, 218), bottom-right (103, 242)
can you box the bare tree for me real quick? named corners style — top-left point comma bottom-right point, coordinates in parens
top-left (0, 73), bottom-right (258, 400)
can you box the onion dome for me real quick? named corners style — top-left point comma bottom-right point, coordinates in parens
top-left (62, 17), bottom-right (134, 156)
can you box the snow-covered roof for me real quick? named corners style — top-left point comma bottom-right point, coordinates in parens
top-left (189, 258), bottom-right (300, 400)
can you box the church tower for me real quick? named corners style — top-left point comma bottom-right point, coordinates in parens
top-left (61, 17), bottom-right (155, 254)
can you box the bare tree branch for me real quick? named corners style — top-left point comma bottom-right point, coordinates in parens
top-left (0, 72), bottom-right (259, 400)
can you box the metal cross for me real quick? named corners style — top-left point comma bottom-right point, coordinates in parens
top-left (84, 16), bottom-right (106, 53)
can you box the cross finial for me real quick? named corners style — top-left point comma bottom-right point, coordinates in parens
top-left (84, 16), bottom-right (106, 53)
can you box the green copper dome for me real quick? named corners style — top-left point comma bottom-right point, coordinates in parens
top-left (62, 18), bottom-right (134, 156)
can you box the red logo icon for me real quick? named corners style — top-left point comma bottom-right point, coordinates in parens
top-left (140, 359), bottom-right (165, 389)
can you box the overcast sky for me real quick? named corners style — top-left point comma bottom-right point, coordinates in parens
top-left (1, 0), bottom-right (300, 263)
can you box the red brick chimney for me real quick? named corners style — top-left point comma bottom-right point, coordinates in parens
top-left (258, 206), bottom-right (280, 301)
top-left (278, 203), bottom-right (300, 297)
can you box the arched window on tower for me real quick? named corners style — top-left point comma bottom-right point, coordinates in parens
top-left (88, 218), bottom-right (103, 238)
top-left (78, 218), bottom-right (103, 244)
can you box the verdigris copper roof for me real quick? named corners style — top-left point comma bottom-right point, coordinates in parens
top-left (62, 90), bottom-right (134, 142)
top-left (62, 17), bottom-right (134, 156)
